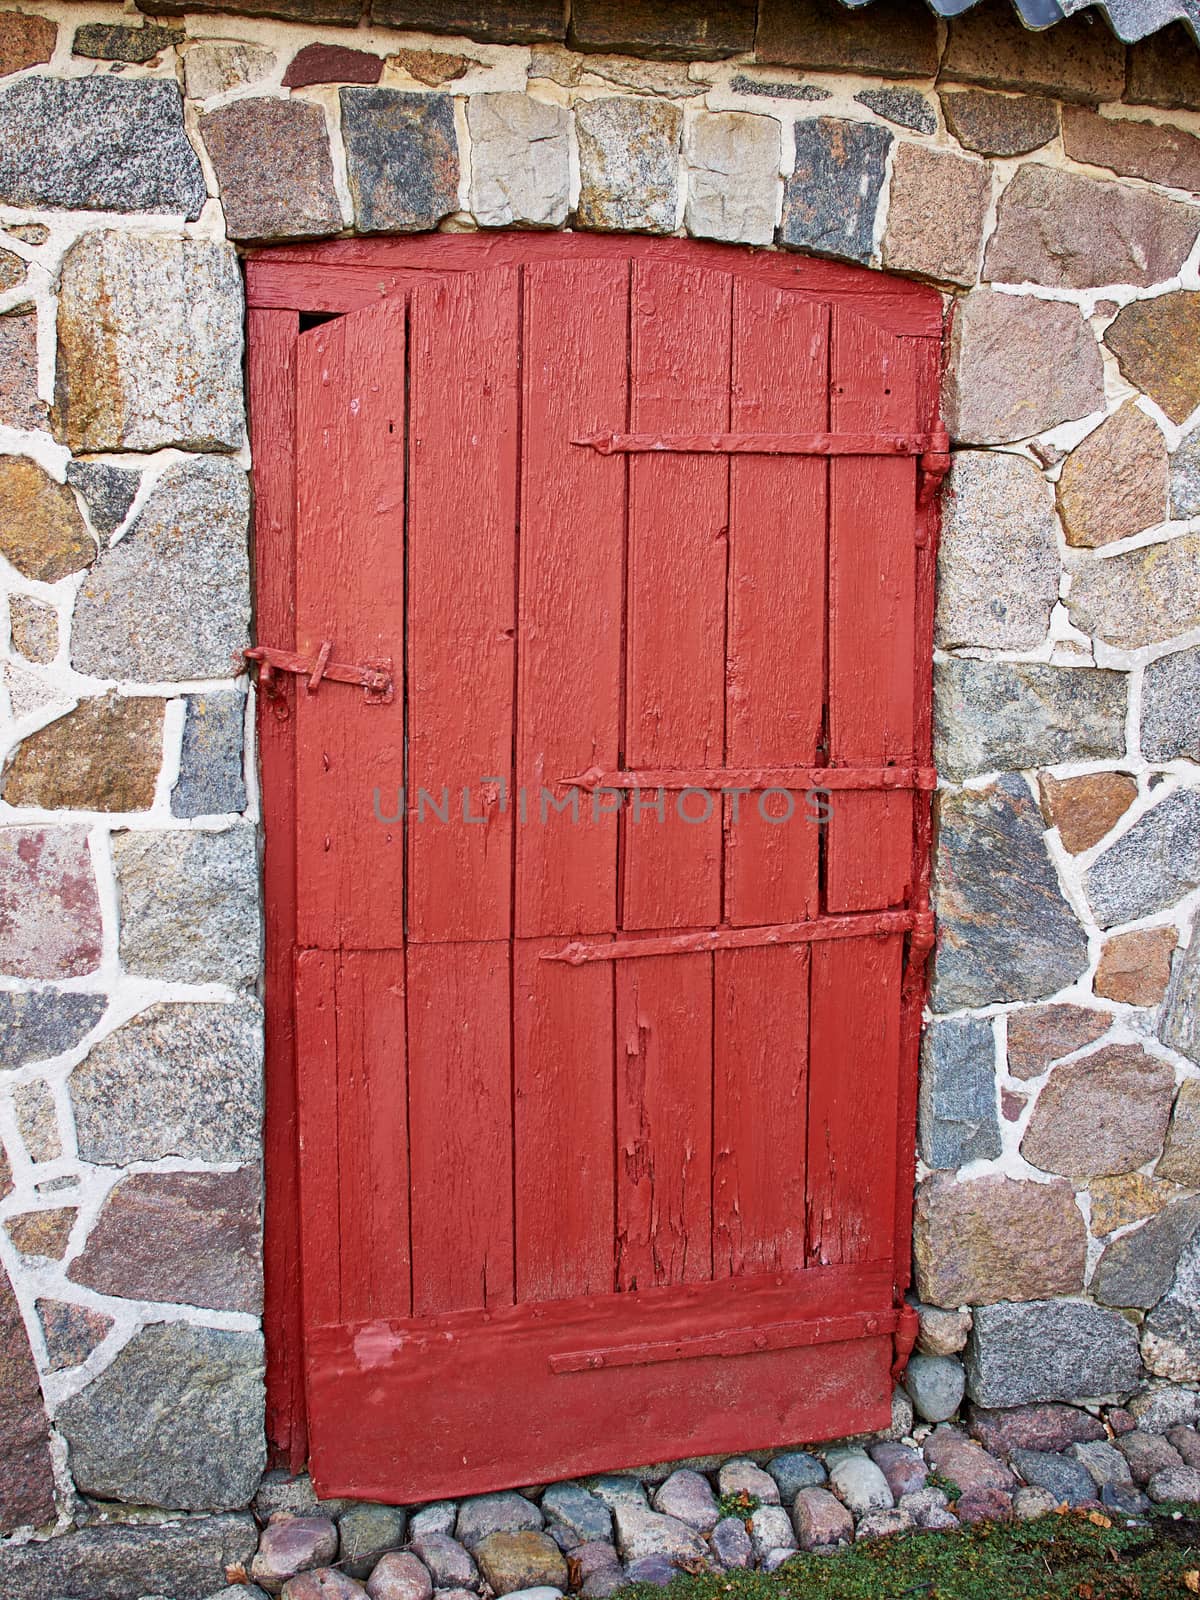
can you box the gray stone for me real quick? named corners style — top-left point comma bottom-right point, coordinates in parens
top-left (916, 1304), bottom-right (972, 1358)
top-left (185, 39), bottom-right (277, 99)
top-left (790, 1486), bottom-right (853, 1549)
top-left (767, 1451), bottom-right (826, 1498)
top-left (781, 117), bottom-right (891, 265)
top-left (965, 1300), bottom-right (1144, 1407)
top-left (621, 1555), bottom-right (676, 1586)
top-left (651, 1469), bottom-right (718, 1531)
top-left (918, 1015), bottom-right (1000, 1169)
top-left (410, 1534), bottom-right (480, 1591)
top-left (1159, 1078), bottom-right (1200, 1187)
top-left (1021, 1044), bottom-right (1176, 1180)
top-left (941, 89), bottom-right (1059, 157)
top-left (1119, 1428), bottom-right (1185, 1483)
top-left (854, 86), bottom-right (935, 133)
top-left (611, 1502), bottom-right (707, 1565)
top-left (855, 1507), bottom-right (912, 1539)
top-left (899, 1485), bottom-right (957, 1528)
top-left (586, 1476), bottom-right (647, 1512)
top-left (368, 1551), bottom-right (434, 1600)
top-left (65, 460), bottom-right (140, 540)
top-left (1083, 788), bottom-right (1200, 928)
top-left (935, 660), bottom-right (1126, 781)
top-left (114, 827), bottom-right (259, 986)
top-left (1068, 535), bottom-right (1200, 651)
top-left (747, 1503), bottom-right (796, 1559)
top-left (870, 1442), bottom-right (928, 1502)
top-left (72, 998), bottom-right (263, 1165)
top-left (253, 1515), bottom-right (340, 1592)
top-left (985, 164), bottom-right (1200, 291)
top-left (173, 691), bottom-right (248, 819)
top-left (931, 775), bottom-right (1089, 1011)
top-left (1101, 1481), bottom-right (1151, 1514)
top-left (1068, 1440), bottom-right (1133, 1487)
top-left (576, 98), bottom-right (681, 234)
top-left (56, 1323), bottom-right (265, 1511)
top-left (456, 1492), bottom-right (542, 1549)
top-left (709, 1516), bottom-right (752, 1568)
top-left (257, 1472), bottom-right (320, 1520)
top-left (904, 1353), bottom-right (966, 1423)
top-left (826, 1453), bottom-right (892, 1516)
top-left (1093, 1199), bottom-right (1200, 1310)
top-left (728, 73), bottom-right (829, 101)
top-left (540, 1483), bottom-right (611, 1545)
top-left (56, 232), bottom-right (244, 454)
top-left (341, 90), bottom-right (458, 234)
top-left (73, 22), bottom-right (184, 61)
top-left (336, 1504), bottom-right (409, 1579)
top-left (467, 93), bottom-right (568, 229)
top-left (1173, 427), bottom-right (1200, 519)
top-left (1148, 1464), bottom-right (1200, 1502)
top-left (0, 990), bottom-right (104, 1067)
top-left (1169, 1426), bottom-right (1200, 1464)
top-left (72, 456), bottom-right (250, 680)
top-left (1143, 648), bottom-right (1200, 764)
top-left (717, 1458), bottom-right (779, 1505)
top-left (0, 77), bottom-right (205, 218)
top-left (684, 111), bottom-right (779, 246)
top-left (1143, 1229), bottom-right (1200, 1381)
top-left (1010, 1449), bottom-right (1096, 1506)
top-left (0, 1516), bottom-right (257, 1600)
top-left (944, 289), bottom-right (1105, 447)
top-left (409, 1503), bottom-right (459, 1539)
top-left (934, 452), bottom-right (1059, 650)
top-left (580, 1567), bottom-right (624, 1597)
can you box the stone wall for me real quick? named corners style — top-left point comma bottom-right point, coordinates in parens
top-left (0, 0), bottom-right (1199, 1566)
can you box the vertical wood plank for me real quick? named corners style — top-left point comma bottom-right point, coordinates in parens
top-left (408, 270), bottom-right (520, 943)
top-left (615, 953), bottom-right (713, 1290)
top-left (622, 260), bottom-right (730, 932)
top-left (806, 934), bottom-right (903, 1267)
top-left (515, 259), bottom-right (628, 939)
top-left (724, 282), bottom-right (827, 928)
top-left (294, 948), bottom-right (341, 1330)
top-left (713, 944), bottom-right (809, 1278)
top-left (407, 942), bottom-right (514, 1316)
top-left (825, 308), bottom-right (918, 914)
top-left (250, 307), bottom-right (306, 1467)
top-left (335, 951), bottom-right (411, 1323)
top-left (295, 304), bottom-right (407, 949)
top-left (513, 938), bottom-right (615, 1301)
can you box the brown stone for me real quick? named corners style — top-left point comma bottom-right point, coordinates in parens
top-left (72, 22), bottom-right (184, 62)
top-left (941, 0), bottom-right (1124, 102)
top-left (569, 0), bottom-right (754, 59)
top-left (1105, 293), bottom-right (1200, 426)
top-left (36, 1299), bottom-right (113, 1373)
top-left (474, 1530), bottom-right (569, 1595)
top-left (1095, 927), bottom-right (1178, 1008)
top-left (913, 1174), bottom-right (1087, 1308)
top-left (201, 98), bottom-right (342, 242)
top-left (944, 289), bottom-right (1105, 446)
top-left (1001, 995), bottom-right (1103, 1074)
top-left (1126, 26), bottom-right (1200, 112)
top-left (0, 458), bottom-right (94, 583)
top-left (1092, 1173), bottom-right (1186, 1236)
top-left (941, 88), bottom-right (1058, 157)
top-left (6, 224), bottom-right (45, 245)
top-left (0, 10), bottom-right (54, 77)
top-left (69, 1166), bottom-right (261, 1313)
top-left (1057, 404), bottom-right (1168, 549)
top-left (0, 1259), bottom-right (55, 1533)
top-left (1038, 772), bottom-right (1138, 855)
top-left (366, 0), bottom-right (562, 42)
top-left (15, 1080), bottom-right (59, 1162)
top-left (0, 828), bottom-right (102, 980)
top-left (143, 0), bottom-right (359, 20)
top-left (283, 42), bottom-right (384, 85)
top-left (923, 1424), bottom-right (1017, 1490)
top-left (967, 1403), bottom-right (1105, 1457)
top-left (0, 1145), bottom-right (9, 1202)
top-left (985, 165), bottom-right (1200, 291)
top-left (3, 696), bottom-right (164, 812)
top-left (1158, 1079), bottom-right (1200, 1188)
top-left (757, 0), bottom-right (938, 77)
top-left (8, 596), bottom-right (57, 665)
top-left (1021, 1043), bottom-right (1176, 1179)
top-left (0, 309), bottom-right (45, 433)
top-left (388, 47), bottom-right (471, 84)
top-left (0, 248), bottom-right (25, 292)
top-left (6, 1207), bottom-right (76, 1259)
top-left (881, 143), bottom-right (990, 288)
top-left (1064, 107), bottom-right (1200, 194)
top-left (1067, 534), bottom-right (1200, 651)
top-left (916, 1303), bottom-right (972, 1357)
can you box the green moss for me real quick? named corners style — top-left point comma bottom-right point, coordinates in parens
top-left (619, 1507), bottom-right (1200, 1600)
top-left (716, 1490), bottom-right (760, 1521)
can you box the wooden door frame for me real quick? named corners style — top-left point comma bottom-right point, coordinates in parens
top-left (246, 233), bottom-right (945, 1470)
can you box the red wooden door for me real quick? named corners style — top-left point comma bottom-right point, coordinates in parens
top-left (248, 237), bottom-right (943, 1501)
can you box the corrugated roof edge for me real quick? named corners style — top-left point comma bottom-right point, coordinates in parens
top-left (838, 0), bottom-right (1200, 44)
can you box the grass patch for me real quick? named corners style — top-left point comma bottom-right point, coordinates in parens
top-left (717, 1490), bottom-right (761, 1522)
top-left (623, 1506), bottom-right (1200, 1600)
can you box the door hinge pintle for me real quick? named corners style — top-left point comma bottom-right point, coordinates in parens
top-left (917, 427), bottom-right (951, 510)
top-left (891, 1302), bottom-right (920, 1383)
top-left (244, 643), bottom-right (393, 704)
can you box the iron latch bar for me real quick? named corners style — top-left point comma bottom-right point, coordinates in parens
top-left (544, 909), bottom-right (917, 966)
top-left (244, 643), bottom-right (393, 704)
top-left (574, 430), bottom-right (944, 458)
